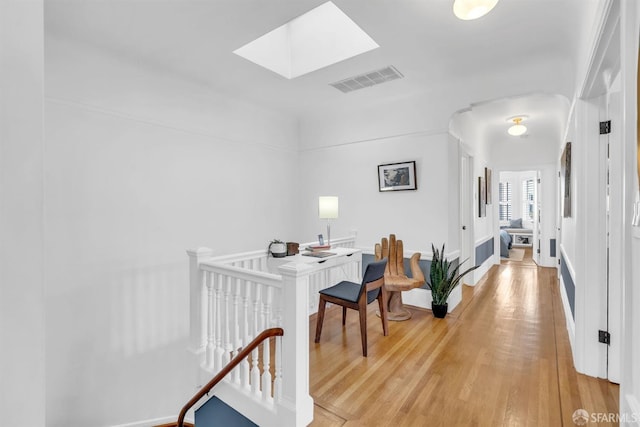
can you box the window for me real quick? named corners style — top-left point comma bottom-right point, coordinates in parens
top-left (499, 181), bottom-right (512, 221)
top-left (523, 179), bottom-right (535, 221)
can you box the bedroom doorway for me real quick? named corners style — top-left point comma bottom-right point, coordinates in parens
top-left (498, 170), bottom-right (539, 263)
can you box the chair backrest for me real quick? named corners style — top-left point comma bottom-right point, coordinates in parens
top-left (360, 259), bottom-right (388, 304)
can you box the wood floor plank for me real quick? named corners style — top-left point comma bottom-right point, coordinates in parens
top-left (309, 249), bottom-right (619, 426)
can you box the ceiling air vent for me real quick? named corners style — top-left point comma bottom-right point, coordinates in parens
top-left (330, 65), bottom-right (404, 93)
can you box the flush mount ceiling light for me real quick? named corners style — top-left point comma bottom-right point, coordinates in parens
top-left (233, 1), bottom-right (379, 79)
top-left (453, 0), bottom-right (499, 20)
top-left (507, 116), bottom-right (528, 136)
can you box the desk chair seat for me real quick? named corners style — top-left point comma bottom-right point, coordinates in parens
top-left (314, 259), bottom-right (388, 357)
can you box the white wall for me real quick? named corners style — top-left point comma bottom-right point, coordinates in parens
top-left (0, 1), bottom-right (46, 425)
top-left (297, 131), bottom-right (454, 254)
top-left (44, 38), bottom-right (299, 426)
top-left (298, 82), bottom-right (478, 255)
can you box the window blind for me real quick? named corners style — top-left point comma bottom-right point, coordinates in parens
top-left (523, 179), bottom-right (534, 221)
top-left (499, 182), bottom-right (512, 221)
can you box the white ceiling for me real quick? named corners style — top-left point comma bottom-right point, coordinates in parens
top-left (44, 0), bottom-right (601, 144)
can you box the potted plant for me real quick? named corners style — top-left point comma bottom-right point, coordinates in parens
top-left (428, 244), bottom-right (479, 318)
top-left (268, 239), bottom-right (287, 258)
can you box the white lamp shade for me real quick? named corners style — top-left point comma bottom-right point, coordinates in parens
top-left (318, 196), bottom-right (339, 219)
top-left (453, 0), bottom-right (499, 20)
top-left (508, 124), bottom-right (527, 136)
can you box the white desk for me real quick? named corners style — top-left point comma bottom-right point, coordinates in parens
top-left (266, 247), bottom-right (361, 272)
top-left (267, 247), bottom-right (362, 315)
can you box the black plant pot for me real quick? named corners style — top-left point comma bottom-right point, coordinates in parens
top-left (431, 302), bottom-right (448, 318)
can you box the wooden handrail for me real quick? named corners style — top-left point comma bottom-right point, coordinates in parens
top-left (176, 327), bottom-right (284, 427)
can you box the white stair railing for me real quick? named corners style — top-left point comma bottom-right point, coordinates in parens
top-left (186, 236), bottom-right (358, 427)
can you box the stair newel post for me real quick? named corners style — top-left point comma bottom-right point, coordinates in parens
top-left (186, 247), bottom-right (214, 354)
top-left (278, 262), bottom-right (315, 427)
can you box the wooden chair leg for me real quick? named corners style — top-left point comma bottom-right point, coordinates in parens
top-left (315, 297), bottom-right (327, 343)
top-left (342, 307), bottom-right (347, 325)
top-left (358, 300), bottom-right (368, 357)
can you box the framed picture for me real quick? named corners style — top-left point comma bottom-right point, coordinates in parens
top-left (485, 167), bottom-right (492, 204)
top-left (561, 142), bottom-right (572, 218)
top-left (378, 161), bottom-right (417, 192)
top-left (478, 176), bottom-right (486, 217)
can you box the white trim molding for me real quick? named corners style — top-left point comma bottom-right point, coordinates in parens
top-left (110, 415), bottom-right (194, 427)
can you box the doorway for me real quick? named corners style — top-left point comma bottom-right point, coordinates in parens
top-left (497, 170), bottom-right (539, 264)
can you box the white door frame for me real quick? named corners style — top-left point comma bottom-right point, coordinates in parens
top-left (571, 0), bottom-right (623, 382)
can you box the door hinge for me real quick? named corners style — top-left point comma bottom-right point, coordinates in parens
top-left (598, 330), bottom-right (611, 345)
top-left (599, 120), bottom-right (611, 134)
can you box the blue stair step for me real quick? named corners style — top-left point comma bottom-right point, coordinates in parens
top-left (195, 396), bottom-right (258, 426)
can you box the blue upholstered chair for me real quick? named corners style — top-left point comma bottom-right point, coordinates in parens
top-left (314, 259), bottom-right (389, 357)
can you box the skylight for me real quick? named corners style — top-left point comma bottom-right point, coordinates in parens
top-left (233, 1), bottom-right (379, 79)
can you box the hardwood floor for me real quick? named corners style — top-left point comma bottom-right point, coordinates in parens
top-left (308, 256), bottom-right (619, 426)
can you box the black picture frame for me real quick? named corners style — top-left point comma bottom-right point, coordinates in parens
top-left (378, 161), bottom-right (417, 192)
top-left (485, 167), bottom-right (492, 205)
top-left (561, 142), bottom-right (572, 218)
top-left (478, 176), bottom-right (486, 217)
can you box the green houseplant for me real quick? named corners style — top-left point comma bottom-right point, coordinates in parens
top-left (428, 244), bottom-right (479, 318)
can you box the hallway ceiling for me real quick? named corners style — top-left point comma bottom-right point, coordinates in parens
top-left (44, 0), bottom-right (601, 141)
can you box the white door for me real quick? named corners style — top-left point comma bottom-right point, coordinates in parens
top-left (459, 151), bottom-right (474, 283)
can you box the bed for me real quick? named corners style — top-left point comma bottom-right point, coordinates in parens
top-left (500, 229), bottom-right (512, 257)
top-left (501, 218), bottom-right (533, 250)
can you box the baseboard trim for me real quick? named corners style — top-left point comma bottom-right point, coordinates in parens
top-left (558, 276), bottom-right (576, 359)
top-left (110, 415), bottom-right (193, 427)
top-left (470, 254), bottom-right (495, 286)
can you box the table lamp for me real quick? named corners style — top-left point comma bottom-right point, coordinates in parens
top-left (318, 196), bottom-right (339, 247)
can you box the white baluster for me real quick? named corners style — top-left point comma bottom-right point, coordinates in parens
top-left (214, 273), bottom-right (224, 372)
top-left (223, 275), bottom-right (232, 372)
top-left (251, 283), bottom-right (262, 396)
top-left (274, 334), bottom-right (283, 402)
top-left (261, 287), bottom-right (274, 402)
top-left (200, 275), bottom-right (208, 357)
top-left (231, 278), bottom-right (241, 384)
top-left (205, 272), bottom-right (214, 370)
top-left (261, 337), bottom-right (273, 403)
top-left (240, 281), bottom-right (251, 390)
